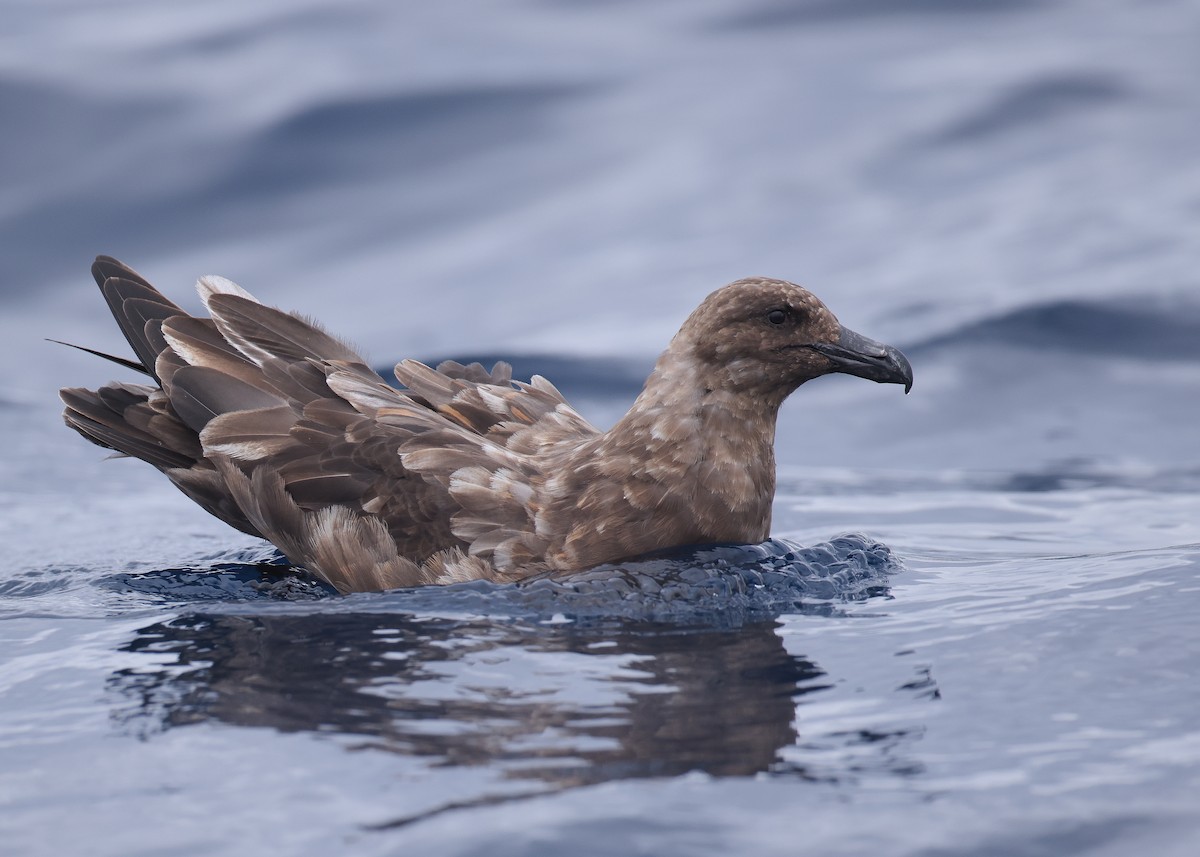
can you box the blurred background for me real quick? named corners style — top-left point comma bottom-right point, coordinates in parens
top-left (3, 0), bottom-right (1199, 471)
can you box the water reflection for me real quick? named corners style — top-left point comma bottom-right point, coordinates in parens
top-left (111, 611), bottom-right (828, 784)
top-left (102, 537), bottom-right (931, 823)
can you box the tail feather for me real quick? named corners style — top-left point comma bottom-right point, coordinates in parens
top-left (61, 386), bottom-right (196, 470)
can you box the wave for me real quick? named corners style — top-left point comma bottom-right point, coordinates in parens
top-left (2, 79), bottom-right (594, 288)
top-left (925, 73), bottom-right (1128, 146)
top-left (212, 84), bottom-right (591, 197)
top-left (913, 297), bottom-right (1200, 360)
top-left (722, 0), bottom-right (1036, 29)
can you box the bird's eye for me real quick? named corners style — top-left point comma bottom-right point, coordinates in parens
top-left (767, 309), bottom-right (787, 325)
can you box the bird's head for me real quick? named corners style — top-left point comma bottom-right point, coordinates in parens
top-left (675, 277), bottom-right (913, 403)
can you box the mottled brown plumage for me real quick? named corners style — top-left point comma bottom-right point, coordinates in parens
top-left (60, 257), bottom-right (912, 592)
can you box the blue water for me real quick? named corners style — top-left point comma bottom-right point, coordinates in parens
top-left (3, 1), bottom-right (1200, 854)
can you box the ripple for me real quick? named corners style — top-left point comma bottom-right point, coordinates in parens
top-left (95, 534), bottom-right (900, 625)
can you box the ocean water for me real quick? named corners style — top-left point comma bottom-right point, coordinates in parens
top-left (2, 1), bottom-right (1200, 855)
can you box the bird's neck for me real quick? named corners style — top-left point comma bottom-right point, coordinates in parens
top-left (623, 346), bottom-right (779, 476)
top-left (606, 348), bottom-right (779, 536)
top-left (546, 348), bottom-right (781, 570)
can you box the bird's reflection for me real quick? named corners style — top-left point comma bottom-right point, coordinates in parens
top-left (112, 610), bottom-right (827, 784)
top-left (106, 536), bottom-right (931, 823)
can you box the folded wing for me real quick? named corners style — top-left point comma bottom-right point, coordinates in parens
top-left (61, 257), bottom-right (600, 591)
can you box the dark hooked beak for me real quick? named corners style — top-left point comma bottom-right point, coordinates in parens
top-left (808, 326), bottom-right (913, 393)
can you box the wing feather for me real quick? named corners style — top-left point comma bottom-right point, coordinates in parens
top-left (207, 293), bottom-right (362, 366)
top-left (61, 255), bottom-right (606, 590)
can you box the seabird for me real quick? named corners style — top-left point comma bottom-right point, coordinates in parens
top-left (60, 257), bottom-right (912, 592)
